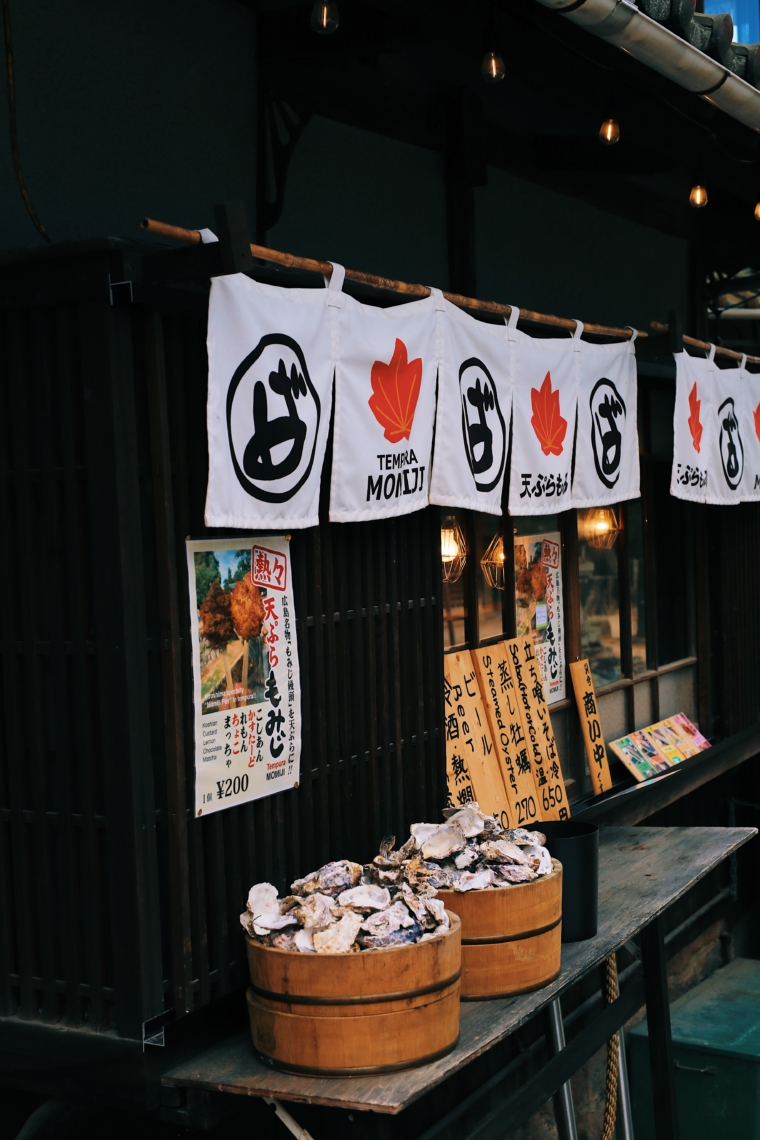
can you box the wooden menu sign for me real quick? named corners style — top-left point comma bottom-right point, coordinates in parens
top-left (471, 643), bottom-right (539, 830)
top-left (444, 650), bottom-right (511, 826)
top-left (569, 659), bottom-right (612, 795)
top-left (504, 636), bottom-right (570, 821)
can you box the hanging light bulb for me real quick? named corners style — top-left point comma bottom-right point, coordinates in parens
top-left (480, 533), bottom-right (506, 590)
top-left (481, 51), bottom-right (505, 83)
top-left (578, 508), bottom-right (622, 550)
top-left (689, 183), bottom-right (708, 208)
top-left (599, 118), bottom-right (620, 145)
top-left (311, 1), bottom-right (339, 34)
top-left (441, 516), bottom-right (467, 584)
top-left (754, 201), bottom-right (760, 221)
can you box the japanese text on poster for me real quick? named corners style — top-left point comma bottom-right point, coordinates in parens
top-left (514, 532), bottom-right (565, 704)
top-left (187, 536), bottom-right (300, 816)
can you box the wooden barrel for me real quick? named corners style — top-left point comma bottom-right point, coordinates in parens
top-left (436, 862), bottom-right (562, 1000)
top-left (245, 913), bottom-right (461, 1075)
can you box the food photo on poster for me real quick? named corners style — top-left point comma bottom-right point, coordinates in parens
top-left (514, 529), bottom-right (565, 704)
top-left (186, 536), bottom-right (301, 816)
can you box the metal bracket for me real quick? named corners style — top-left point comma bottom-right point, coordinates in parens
top-left (109, 276), bottom-right (133, 305)
top-left (142, 1007), bottom-right (176, 1050)
top-left (213, 201), bottom-right (255, 275)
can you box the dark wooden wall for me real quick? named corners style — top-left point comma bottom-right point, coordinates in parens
top-left (0, 246), bottom-right (446, 1041)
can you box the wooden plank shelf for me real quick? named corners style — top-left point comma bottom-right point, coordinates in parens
top-left (161, 826), bottom-right (756, 1115)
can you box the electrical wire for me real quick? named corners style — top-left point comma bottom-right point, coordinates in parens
top-left (2, 0), bottom-right (51, 242)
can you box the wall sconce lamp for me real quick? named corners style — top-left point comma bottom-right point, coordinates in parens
top-left (480, 533), bottom-right (506, 590)
top-left (441, 516), bottom-right (467, 583)
top-left (578, 507), bottom-right (622, 550)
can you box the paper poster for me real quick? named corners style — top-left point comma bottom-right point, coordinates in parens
top-left (508, 327), bottom-right (581, 515)
top-left (569, 659), bottom-right (612, 795)
top-left (429, 300), bottom-right (512, 516)
top-left (741, 361), bottom-right (760, 502)
top-left (572, 339), bottom-right (639, 508)
top-left (205, 274), bottom-right (337, 530)
top-left (514, 533), bottom-right (565, 704)
top-left (187, 536), bottom-right (300, 816)
top-left (329, 290), bottom-right (442, 522)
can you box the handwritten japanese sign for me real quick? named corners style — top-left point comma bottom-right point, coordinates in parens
top-left (187, 536), bottom-right (300, 817)
top-left (569, 659), bottom-right (611, 795)
top-left (504, 636), bottom-right (569, 821)
top-left (444, 651), bottom-right (510, 825)
top-left (472, 643), bottom-right (543, 830)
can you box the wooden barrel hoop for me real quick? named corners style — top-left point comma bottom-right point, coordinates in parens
top-left (255, 1036), bottom-right (460, 1078)
top-left (461, 915), bottom-right (562, 945)
top-left (250, 968), bottom-right (461, 1005)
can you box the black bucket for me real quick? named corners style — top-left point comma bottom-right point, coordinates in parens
top-left (539, 821), bottom-right (599, 943)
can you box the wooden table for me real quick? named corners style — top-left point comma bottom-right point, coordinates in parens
top-left (163, 827), bottom-right (756, 1139)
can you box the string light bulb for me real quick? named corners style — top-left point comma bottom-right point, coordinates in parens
top-left (578, 508), bottom-right (622, 550)
top-left (441, 516), bottom-right (467, 584)
top-left (480, 533), bottom-right (506, 590)
top-left (599, 118), bottom-right (620, 145)
top-left (689, 183), bottom-right (708, 208)
top-left (311, 1), bottom-right (339, 34)
top-left (754, 201), bottom-right (760, 221)
top-left (481, 51), bottom-right (505, 83)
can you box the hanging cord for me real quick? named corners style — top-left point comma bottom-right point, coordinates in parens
top-left (601, 954), bottom-right (619, 1140)
top-left (2, 0), bottom-right (51, 242)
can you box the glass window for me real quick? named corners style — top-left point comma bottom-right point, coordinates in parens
top-left (652, 467), bottom-right (695, 664)
top-left (441, 509), bottom-right (467, 648)
top-left (626, 499), bottom-right (648, 674)
top-left (578, 511), bottom-right (622, 690)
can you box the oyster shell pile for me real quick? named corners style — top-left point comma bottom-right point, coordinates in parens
top-left (240, 804), bottom-right (551, 955)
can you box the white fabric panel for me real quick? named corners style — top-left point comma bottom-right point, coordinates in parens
top-left (671, 350), bottom-right (713, 504)
top-left (429, 300), bottom-right (514, 516)
top-left (741, 357), bottom-right (760, 502)
top-left (205, 271), bottom-right (339, 529)
top-left (572, 335), bottom-right (639, 508)
top-left (329, 288), bottom-right (443, 522)
top-left (508, 323), bottom-right (582, 516)
top-left (704, 355), bottom-right (746, 505)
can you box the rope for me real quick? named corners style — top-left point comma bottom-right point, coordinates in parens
top-left (601, 953), bottom-right (619, 1140)
top-left (2, 0), bottom-right (51, 242)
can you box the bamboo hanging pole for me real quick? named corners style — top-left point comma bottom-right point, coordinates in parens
top-left (140, 216), bottom-right (644, 342)
top-left (649, 320), bottom-right (760, 365)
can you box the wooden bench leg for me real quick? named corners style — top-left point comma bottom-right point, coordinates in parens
top-left (641, 914), bottom-right (680, 1140)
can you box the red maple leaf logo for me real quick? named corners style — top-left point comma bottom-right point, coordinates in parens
top-left (368, 338), bottom-right (422, 443)
top-left (530, 371), bottom-right (567, 456)
top-left (688, 382), bottom-right (702, 452)
top-left (754, 400), bottom-right (760, 444)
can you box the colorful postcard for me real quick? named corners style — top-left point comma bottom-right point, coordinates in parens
top-left (672, 713), bottom-right (710, 752)
top-left (608, 736), bottom-right (659, 783)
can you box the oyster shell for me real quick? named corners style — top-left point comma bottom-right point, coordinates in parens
top-left (524, 845), bottom-right (553, 876)
top-left (397, 882), bottom-right (429, 926)
top-left (270, 931), bottom-right (298, 950)
top-left (366, 863), bottom-right (404, 885)
top-left (292, 859), bottom-right (363, 898)
top-left (445, 805), bottom-right (486, 838)
top-left (419, 923), bottom-right (450, 942)
top-left (424, 897), bottom-right (449, 928)
top-left (313, 910), bottom-right (363, 954)
top-left (421, 823), bottom-right (466, 861)
top-left (493, 863), bottom-right (537, 884)
top-left (361, 900), bottom-right (415, 937)
top-left (245, 881), bottom-right (279, 922)
top-left (360, 923), bottom-right (423, 949)
top-left (454, 867), bottom-right (494, 892)
top-left (404, 855), bottom-right (453, 890)
top-left (506, 828), bottom-right (546, 847)
top-left (455, 846), bottom-right (480, 870)
top-left (480, 839), bottom-right (534, 865)
top-left (251, 911), bottom-right (298, 934)
top-left (294, 892), bottom-right (337, 930)
top-left (294, 928), bottom-right (316, 953)
top-left (337, 884), bottom-right (391, 912)
top-left (410, 822), bottom-right (440, 846)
